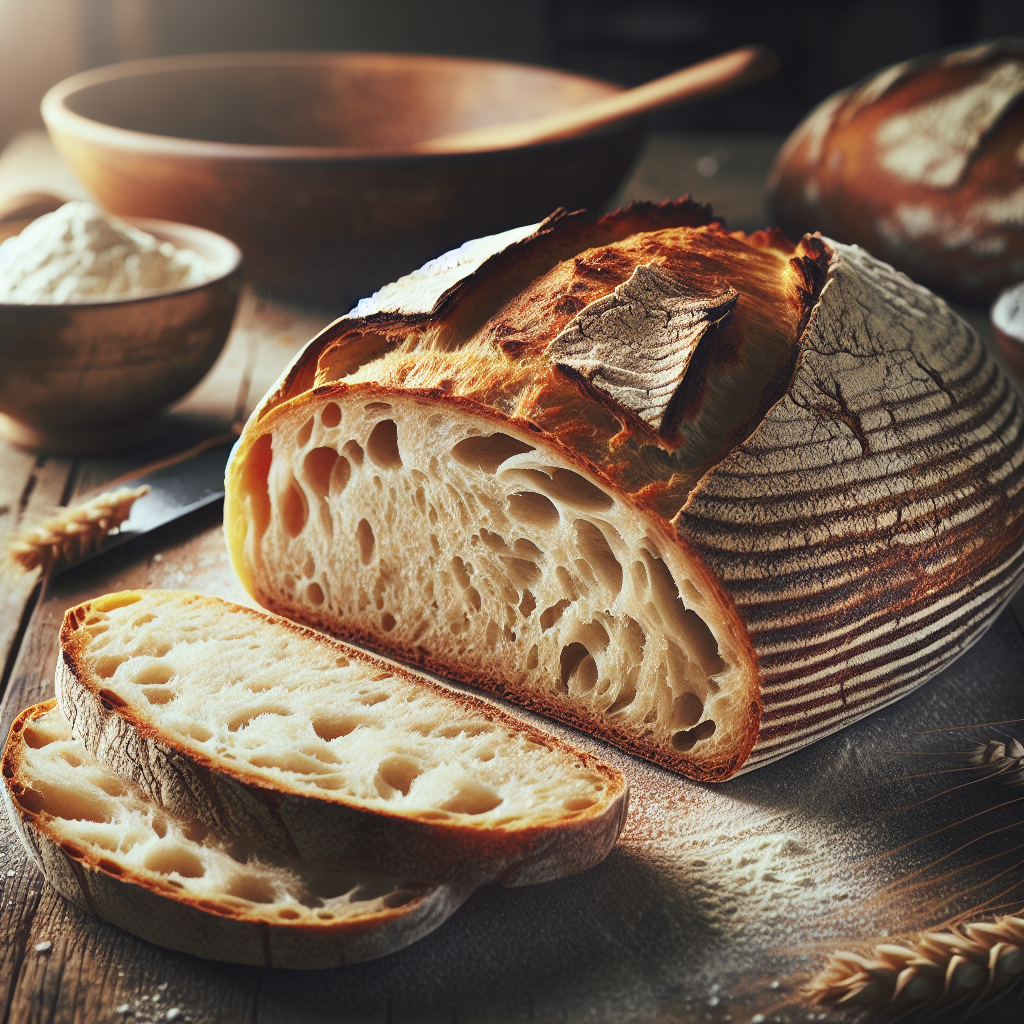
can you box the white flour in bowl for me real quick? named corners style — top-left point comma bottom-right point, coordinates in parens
top-left (0, 201), bottom-right (211, 303)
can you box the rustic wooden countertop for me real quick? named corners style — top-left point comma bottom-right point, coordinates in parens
top-left (1, 132), bottom-right (1022, 1024)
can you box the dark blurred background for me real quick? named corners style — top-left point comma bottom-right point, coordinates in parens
top-left (3, 0), bottom-right (1024, 152)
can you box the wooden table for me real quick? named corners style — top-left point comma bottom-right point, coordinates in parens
top-left (2, 133), bottom-right (1023, 1024)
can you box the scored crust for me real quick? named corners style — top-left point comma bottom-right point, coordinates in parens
top-left (224, 200), bottom-right (1024, 780)
top-left (2, 702), bottom-right (472, 969)
top-left (55, 590), bottom-right (628, 885)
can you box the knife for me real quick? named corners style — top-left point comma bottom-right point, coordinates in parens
top-left (50, 432), bottom-right (237, 577)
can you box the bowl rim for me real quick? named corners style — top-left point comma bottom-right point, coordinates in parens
top-left (0, 214), bottom-right (243, 310)
top-left (41, 49), bottom-right (628, 161)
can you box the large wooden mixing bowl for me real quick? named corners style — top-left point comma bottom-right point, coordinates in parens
top-left (42, 52), bottom-right (646, 309)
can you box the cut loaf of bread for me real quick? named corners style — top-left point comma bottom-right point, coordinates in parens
top-left (55, 590), bottom-right (628, 885)
top-left (2, 702), bottom-right (471, 968)
top-left (223, 200), bottom-right (1024, 781)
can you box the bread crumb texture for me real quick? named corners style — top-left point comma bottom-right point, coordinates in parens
top-left (2, 702), bottom-right (469, 968)
top-left (63, 591), bottom-right (614, 825)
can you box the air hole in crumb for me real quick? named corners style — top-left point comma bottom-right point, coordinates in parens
top-left (296, 416), bottom-right (314, 447)
top-left (565, 795), bottom-right (597, 812)
top-left (381, 612), bottom-right (396, 631)
top-left (451, 432), bottom-right (535, 473)
top-left (94, 655), bottom-right (126, 680)
top-left (574, 521), bottom-right (623, 595)
top-left (514, 467), bottom-right (613, 511)
top-left (443, 782), bottom-right (502, 815)
top-left (450, 556), bottom-right (472, 589)
top-left (672, 719), bottom-right (717, 752)
top-left (357, 692), bottom-right (389, 707)
top-left (312, 714), bottom-right (363, 741)
top-left (643, 552), bottom-right (725, 674)
top-left (465, 587), bottom-right (481, 612)
top-left (519, 590), bottom-right (536, 617)
top-left (143, 845), bottom-right (205, 878)
top-left (321, 403), bottom-right (342, 428)
top-left (367, 420), bottom-right (403, 469)
top-left (185, 723), bottom-right (212, 743)
top-left (278, 908), bottom-right (301, 920)
top-left (559, 643), bottom-right (590, 691)
top-left (357, 519), bottom-right (375, 564)
top-left (606, 678), bottom-right (637, 715)
top-left (307, 582), bottom-right (325, 605)
top-left (384, 890), bottom-right (416, 908)
top-left (342, 440), bottom-right (364, 466)
top-left (376, 756), bottom-right (421, 797)
top-left (226, 706), bottom-right (290, 732)
top-left (507, 491), bottom-right (559, 529)
top-left (304, 446), bottom-right (347, 498)
top-left (143, 687), bottom-right (175, 705)
top-left (226, 875), bottom-right (276, 903)
top-left (281, 478), bottom-right (309, 537)
top-left (673, 692), bottom-right (704, 729)
top-left (539, 600), bottom-right (571, 631)
top-left (135, 663), bottom-right (173, 687)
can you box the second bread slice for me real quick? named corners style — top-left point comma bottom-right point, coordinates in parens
top-left (56, 590), bottom-right (629, 885)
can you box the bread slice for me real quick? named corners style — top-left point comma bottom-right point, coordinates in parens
top-left (223, 201), bottom-right (1024, 781)
top-left (2, 701), bottom-right (471, 968)
top-left (55, 590), bottom-right (628, 886)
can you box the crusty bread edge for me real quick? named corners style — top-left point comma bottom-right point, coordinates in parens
top-left (55, 592), bottom-right (630, 886)
top-left (226, 384), bottom-right (763, 783)
top-left (2, 702), bottom-right (473, 968)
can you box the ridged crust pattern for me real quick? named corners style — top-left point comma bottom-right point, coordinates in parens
top-left (224, 200), bottom-right (1024, 780)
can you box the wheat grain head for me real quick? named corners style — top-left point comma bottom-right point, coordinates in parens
top-left (5, 485), bottom-right (149, 575)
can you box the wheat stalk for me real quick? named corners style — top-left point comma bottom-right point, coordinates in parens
top-left (808, 734), bottom-right (1024, 1016)
top-left (6, 485), bottom-right (149, 575)
top-left (806, 914), bottom-right (1024, 1014)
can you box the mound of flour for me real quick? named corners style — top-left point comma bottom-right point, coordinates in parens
top-left (0, 201), bottom-right (211, 303)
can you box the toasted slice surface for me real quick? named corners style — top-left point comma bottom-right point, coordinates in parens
top-left (2, 702), bottom-right (471, 968)
top-left (56, 590), bottom-right (628, 885)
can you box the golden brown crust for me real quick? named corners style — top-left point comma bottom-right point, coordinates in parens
top-left (56, 592), bottom-right (630, 885)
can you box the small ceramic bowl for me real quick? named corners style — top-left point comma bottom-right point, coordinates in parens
top-left (992, 281), bottom-right (1024, 385)
top-left (0, 218), bottom-right (242, 455)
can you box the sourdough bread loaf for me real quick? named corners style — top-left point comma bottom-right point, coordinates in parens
top-left (767, 39), bottom-right (1024, 304)
top-left (223, 200), bottom-right (1024, 782)
top-left (2, 701), bottom-right (472, 968)
top-left (55, 590), bottom-right (628, 885)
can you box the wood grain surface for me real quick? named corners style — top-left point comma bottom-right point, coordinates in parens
top-left (2, 134), bottom-right (1023, 1024)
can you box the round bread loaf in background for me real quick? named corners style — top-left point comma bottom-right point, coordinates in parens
top-left (767, 39), bottom-right (1024, 305)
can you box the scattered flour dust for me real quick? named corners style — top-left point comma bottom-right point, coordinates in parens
top-left (0, 201), bottom-right (211, 303)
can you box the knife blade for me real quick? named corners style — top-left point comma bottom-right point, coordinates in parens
top-left (52, 433), bottom-right (236, 576)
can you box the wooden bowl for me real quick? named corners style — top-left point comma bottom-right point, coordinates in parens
top-left (0, 218), bottom-right (242, 455)
top-left (41, 52), bottom-right (646, 309)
